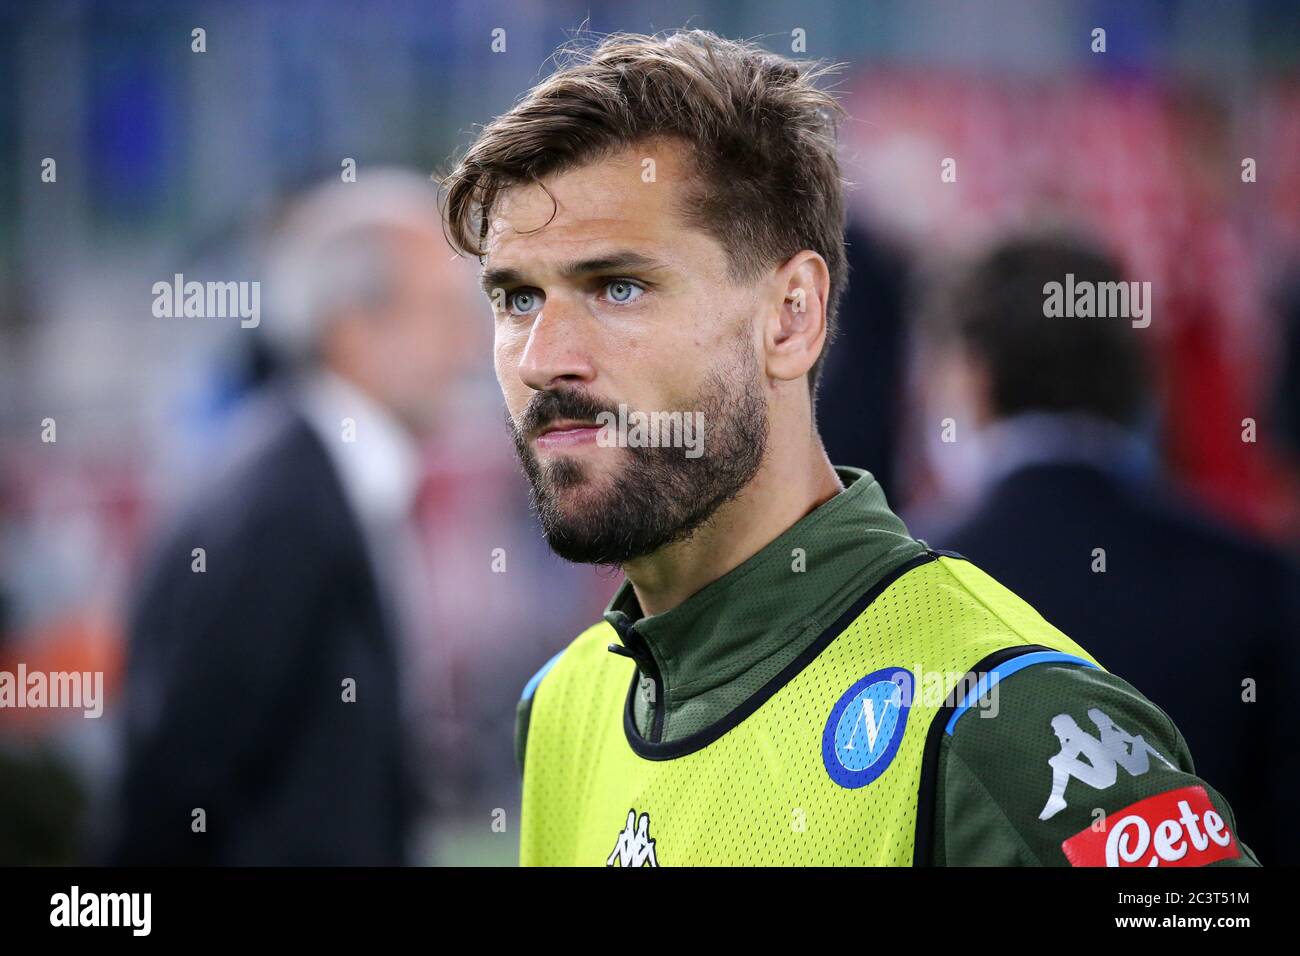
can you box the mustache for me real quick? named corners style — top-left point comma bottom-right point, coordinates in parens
top-left (516, 388), bottom-right (622, 439)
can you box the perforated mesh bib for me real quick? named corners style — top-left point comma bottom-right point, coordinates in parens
top-left (521, 556), bottom-right (1101, 866)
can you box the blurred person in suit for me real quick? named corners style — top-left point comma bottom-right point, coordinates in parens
top-left (911, 232), bottom-right (1300, 864)
top-left (815, 220), bottom-right (911, 499)
top-left (108, 170), bottom-right (481, 864)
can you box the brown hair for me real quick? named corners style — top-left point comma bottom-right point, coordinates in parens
top-left (439, 29), bottom-right (849, 395)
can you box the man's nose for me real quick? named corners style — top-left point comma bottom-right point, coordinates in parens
top-left (517, 302), bottom-right (597, 391)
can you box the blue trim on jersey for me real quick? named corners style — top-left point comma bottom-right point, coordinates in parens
top-left (520, 650), bottom-right (566, 704)
top-left (944, 650), bottom-right (1099, 735)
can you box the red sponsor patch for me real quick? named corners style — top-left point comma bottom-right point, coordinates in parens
top-left (1061, 785), bottom-right (1241, 867)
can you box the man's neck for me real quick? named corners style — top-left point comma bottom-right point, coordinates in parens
top-left (623, 436), bottom-right (843, 617)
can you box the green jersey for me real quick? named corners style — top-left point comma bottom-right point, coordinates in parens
top-left (515, 467), bottom-right (1259, 867)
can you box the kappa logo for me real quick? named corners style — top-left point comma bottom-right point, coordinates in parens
top-left (822, 667), bottom-right (912, 789)
top-left (607, 809), bottom-right (659, 867)
top-left (1039, 707), bottom-right (1175, 820)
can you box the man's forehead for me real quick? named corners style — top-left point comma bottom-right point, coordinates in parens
top-left (484, 142), bottom-right (700, 266)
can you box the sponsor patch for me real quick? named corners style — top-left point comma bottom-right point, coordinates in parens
top-left (1061, 785), bottom-right (1242, 867)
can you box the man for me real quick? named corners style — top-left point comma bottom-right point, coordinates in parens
top-left (913, 233), bottom-right (1300, 864)
top-left (111, 170), bottom-right (479, 864)
top-left (440, 30), bottom-right (1259, 866)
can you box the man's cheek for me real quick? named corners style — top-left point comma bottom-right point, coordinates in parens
top-left (492, 341), bottom-right (518, 395)
top-left (493, 368), bottom-right (531, 431)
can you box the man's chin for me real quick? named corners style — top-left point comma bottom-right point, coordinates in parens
top-left (533, 449), bottom-right (622, 492)
top-left (537, 477), bottom-right (615, 526)
top-left (540, 527), bottom-right (622, 566)
top-left (532, 472), bottom-right (648, 565)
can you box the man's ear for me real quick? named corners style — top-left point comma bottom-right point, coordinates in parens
top-left (764, 250), bottom-right (830, 384)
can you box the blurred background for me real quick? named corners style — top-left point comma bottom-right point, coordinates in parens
top-left (0, 0), bottom-right (1297, 866)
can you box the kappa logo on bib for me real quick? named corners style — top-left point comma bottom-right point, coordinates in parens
top-left (607, 809), bottom-right (659, 867)
top-left (822, 667), bottom-right (913, 789)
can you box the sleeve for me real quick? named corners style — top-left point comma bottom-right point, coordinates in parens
top-left (934, 661), bottom-right (1261, 867)
top-left (514, 695), bottom-right (533, 777)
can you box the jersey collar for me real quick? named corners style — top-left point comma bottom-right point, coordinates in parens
top-left (602, 465), bottom-right (927, 743)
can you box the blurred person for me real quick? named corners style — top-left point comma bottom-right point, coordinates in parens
top-left (441, 30), bottom-right (1257, 866)
top-left (815, 220), bottom-right (911, 498)
top-left (107, 170), bottom-right (480, 864)
top-left (912, 232), bottom-right (1300, 864)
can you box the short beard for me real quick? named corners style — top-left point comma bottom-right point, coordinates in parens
top-left (508, 340), bottom-right (769, 567)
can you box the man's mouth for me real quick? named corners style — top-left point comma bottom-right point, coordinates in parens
top-left (534, 419), bottom-right (603, 450)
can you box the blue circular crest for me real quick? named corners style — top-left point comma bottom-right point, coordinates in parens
top-left (822, 667), bottom-right (913, 789)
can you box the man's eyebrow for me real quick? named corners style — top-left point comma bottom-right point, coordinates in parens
top-left (479, 266), bottom-right (523, 293)
top-left (479, 251), bottom-right (669, 293)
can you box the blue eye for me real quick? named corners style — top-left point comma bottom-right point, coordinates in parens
top-left (507, 289), bottom-right (542, 315)
top-left (606, 280), bottom-right (644, 304)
